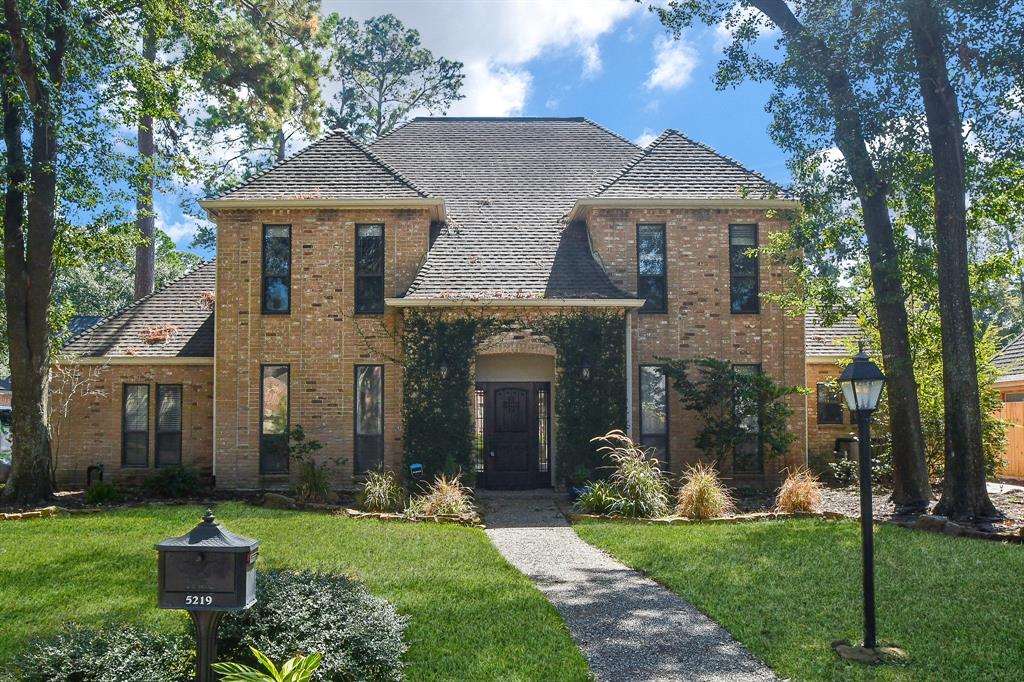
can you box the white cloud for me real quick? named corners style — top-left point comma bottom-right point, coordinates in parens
top-left (634, 128), bottom-right (659, 147)
top-left (646, 35), bottom-right (698, 91)
top-left (326, 0), bottom-right (640, 115)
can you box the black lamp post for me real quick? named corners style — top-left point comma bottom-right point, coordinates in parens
top-left (838, 343), bottom-right (886, 651)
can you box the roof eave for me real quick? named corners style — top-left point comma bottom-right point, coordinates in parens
top-left (385, 297), bottom-right (645, 309)
top-left (199, 197), bottom-right (446, 220)
top-left (568, 197), bottom-right (801, 221)
top-left (55, 355), bottom-right (215, 365)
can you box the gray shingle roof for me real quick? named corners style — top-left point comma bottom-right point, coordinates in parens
top-left (369, 117), bottom-right (641, 299)
top-left (216, 130), bottom-right (428, 201)
top-left (995, 332), bottom-right (1024, 373)
top-left (595, 130), bottom-right (785, 200)
top-left (805, 312), bottom-right (861, 357)
top-left (62, 262), bottom-right (215, 358)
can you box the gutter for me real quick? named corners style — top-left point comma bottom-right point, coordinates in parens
top-left (385, 297), bottom-right (645, 309)
top-left (56, 356), bottom-right (215, 366)
top-left (198, 197), bottom-right (446, 220)
top-left (567, 197), bottom-right (801, 221)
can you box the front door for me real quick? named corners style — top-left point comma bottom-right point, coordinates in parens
top-left (479, 382), bottom-right (550, 489)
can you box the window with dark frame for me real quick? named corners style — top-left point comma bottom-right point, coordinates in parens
top-left (639, 365), bottom-right (668, 466)
top-left (732, 364), bottom-right (763, 473)
top-left (122, 384), bottom-right (149, 467)
top-left (262, 225), bottom-right (291, 314)
top-left (156, 384), bottom-right (183, 466)
top-left (260, 365), bottom-right (290, 474)
top-left (354, 365), bottom-right (384, 473)
top-left (816, 382), bottom-right (845, 425)
top-left (474, 388), bottom-right (486, 474)
top-left (537, 386), bottom-right (550, 474)
top-left (729, 224), bottom-right (759, 314)
top-left (356, 224), bottom-right (385, 313)
top-left (637, 223), bottom-right (667, 313)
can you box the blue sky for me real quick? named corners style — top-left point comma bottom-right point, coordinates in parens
top-left (167, 0), bottom-right (785, 258)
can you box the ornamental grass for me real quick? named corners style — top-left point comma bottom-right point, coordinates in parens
top-left (407, 473), bottom-right (476, 517)
top-left (675, 462), bottom-right (735, 519)
top-left (576, 430), bottom-right (670, 518)
top-left (775, 467), bottom-right (824, 513)
top-left (358, 469), bottom-right (404, 513)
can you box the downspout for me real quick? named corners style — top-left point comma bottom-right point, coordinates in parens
top-left (625, 309), bottom-right (633, 438)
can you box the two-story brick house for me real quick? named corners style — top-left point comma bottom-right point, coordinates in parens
top-left (55, 117), bottom-right (807, 490)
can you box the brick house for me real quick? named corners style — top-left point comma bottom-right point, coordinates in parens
top-left (804, 312), bottom-right (862, 470)
top-left (54, 117), bottom-right (811, 490)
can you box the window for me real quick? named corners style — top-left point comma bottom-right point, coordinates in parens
top-left (262, 225), bottom-right (291, 314)
top-left (537, 386), bottom-right (550, 474)
top-left (637, 224), bottom-right (666, 313)
top-left (122, 384), bottom-right (149, 467)
top-left (733, 364), bottom-right (763, 473)
top-left (639, 365), bottom-right (668, 466)
top-left (474, 388), bottom-right (486, 474)
top-left (816, 382), bottom-right (845, 425)
top-left (260, 365), bottom-right (290, 473)
top-left (156, 384), bottom-right (183, 466)
top-left (729, 224), bottom-right (759, 313)
top-left (354, 365), bottom-right (384, 473)
top-left (356, 224), bottom-right (385, 313)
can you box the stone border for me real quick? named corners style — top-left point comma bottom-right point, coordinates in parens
top-left (566, 510), bottom-right (848, 525)
top-left (887, 514), bottom-right (1023, 544)
top-left (340, 508), bottom-right (484, 528)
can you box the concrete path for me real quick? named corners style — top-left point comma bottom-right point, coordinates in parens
top-left (481, 490), bottom-right (776, 682)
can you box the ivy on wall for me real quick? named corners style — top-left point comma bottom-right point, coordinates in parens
top-left (399, 308), bottom-right (627, 486)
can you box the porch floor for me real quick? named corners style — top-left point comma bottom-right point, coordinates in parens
top-left (480, 490), bottom-right (776, 682)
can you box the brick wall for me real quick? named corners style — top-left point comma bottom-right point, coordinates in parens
top-left (214, 208), bottom-right (431, 490)
top-left (806, 360), bottom-right (858, 468)
top-left (49, 362), bottom-right (213, 488)
top-left (588, 207), bottom-right (807, 482)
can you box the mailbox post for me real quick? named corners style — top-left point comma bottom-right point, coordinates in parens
top-left (157, 509), bottom-right (259, 682)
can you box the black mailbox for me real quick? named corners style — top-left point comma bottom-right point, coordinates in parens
top-left (156, 509), bottom-right (258, 612)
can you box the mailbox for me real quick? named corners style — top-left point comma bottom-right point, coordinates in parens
top-left (156, 509), bottom-right (258, 612)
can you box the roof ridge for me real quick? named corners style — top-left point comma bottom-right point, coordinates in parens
top-left (590, 129), bottom-right (673, 198)
top-left (62, 260), bottom-right (216, 350)
top-left (661, 129), bottom-right (789, 197)
top-left (330, 127), bottom-right (431, 198)
top-left (212, 129), bottom-right (339, 200)
top-left (369, 117), bottom-right (419, 146)
top-left (581, 118), bottom-right (643, 150)
top-left (995, 330), bottom-right (1024, 365)
top-left (411, 116), bottom-right (587, 122)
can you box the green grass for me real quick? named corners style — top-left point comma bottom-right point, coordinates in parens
top-left (575, 518), bottom-right (1024, 682)
top-left (0, 503), bottom-right (589, 681)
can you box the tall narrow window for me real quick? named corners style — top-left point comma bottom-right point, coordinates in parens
top-left (729, 224), bottom-right (759, 313)
top-left (122, 384), bottom-right (149, 467)
top-left (260, 365), bottom-right (290, 473)
top-left (354, 365), bottom-right (384, 473)
top-left (816, 383), bottom-right (844, 425)
top-left (733, 364), bottom-right (763, 473)
top-left (637, 224), bottom-right (667, 313)
top-left (474, 388), bottom-right (486, 474)
top-left (262, 225), bottom-right (291, 314)
top-left (356, 224), bottom-right (385, 313)
top-left (537, 386), bottom-right (550, 474)
top-left (156, 384), bottom-right (183, 466)
top-left (639, 366), bottom-right (668, 466)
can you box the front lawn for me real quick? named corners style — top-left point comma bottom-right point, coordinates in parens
top-left (576, 518), bottom-right (1024, 681)
top-left (0, 503), bottom-right (589, 681)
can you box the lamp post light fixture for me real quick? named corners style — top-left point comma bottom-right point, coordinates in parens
top-left (580, 361), bottom-right (592, 382)
top-left (835, 343), bottom-right (904, 663)
top-left (438, 356), bottom-right (450, 380)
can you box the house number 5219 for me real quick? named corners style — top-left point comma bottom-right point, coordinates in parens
top-left (185, 595), bottom-right (213, 606)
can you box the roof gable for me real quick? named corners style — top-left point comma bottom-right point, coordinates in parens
top-left (805, 312), bottom-right (861, 357)
top-left (995, 331), bottom-right (1024, 372)
top-left (215, 129), bottom-right (429, 202)
top-left (595, 130), bottom-right (785, 201)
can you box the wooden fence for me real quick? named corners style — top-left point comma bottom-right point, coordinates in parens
top-left (996, 402), bottom-right (1024, 480)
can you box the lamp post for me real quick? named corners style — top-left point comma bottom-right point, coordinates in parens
top-left (838, 343), bottom-right (886, 651)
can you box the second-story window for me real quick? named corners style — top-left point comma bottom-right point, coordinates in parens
top-left (356, 224), bottom-right (385, 313)
top-left (262, 224), bottom-right (291, 314)
top-left (637, 223), bottom-right (666, 313)
top-left (729, 224), bottom-right (759, 313)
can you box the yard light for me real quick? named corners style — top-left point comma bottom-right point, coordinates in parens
top-left (836, 343), bottom-right (890, 659)
top-left (438, 356), bottom-right (450, 380)
top-left (580, 360), bottom-right (592, 381)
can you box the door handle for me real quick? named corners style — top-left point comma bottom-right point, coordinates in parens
top-left (489, 451), bottom-right (495, 458)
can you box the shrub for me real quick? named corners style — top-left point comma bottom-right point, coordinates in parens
top-left (406, 473), bottom-right (475, 516)
top-left (288, 425), bottom-right (343, 503)
top-left (219, 570), bottom-right (407, 682)
top-left (573, 430), bottom-right (669, 518)
top-left (13, 623), bottom-right (194, 681)
top-left (214, 647), bottom-right (321, 682)
top-left (83, 481), bottom-right (121, 505)
top-left (775, 468), bottom-right (824, 513)
top-left (829, 452), bottom-right (893, 487)
top-left (358, 469), bottom-right (404, 513)
top-left (675, 463), bottom-right (735, 519)
top-left (142, 465), bottom-right (200, 498)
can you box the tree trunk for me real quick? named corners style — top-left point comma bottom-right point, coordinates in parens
top-left (275, 128), bottom-right (286, 162)
top-left (907, 0), bottom-right (997, 520)
top-left (751, 0), bottom-right (932, 512)
top-left (133, 26), bottom-right (157, 300)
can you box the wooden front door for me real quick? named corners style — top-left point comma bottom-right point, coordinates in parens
top-left (479, 382), bottom-right (550, 489)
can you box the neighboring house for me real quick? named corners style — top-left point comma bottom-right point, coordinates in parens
top-left (804, 312), bottom-right (861, 467)
top-left (53, 117), bottom-right (806, 490)
top-left (994, 331), bottom-right (1024, 401)
top-left (0, 377), bottom-right (9, 409)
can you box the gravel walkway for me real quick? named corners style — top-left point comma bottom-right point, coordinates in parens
top-left (481, 490), bottom-right (776, 682)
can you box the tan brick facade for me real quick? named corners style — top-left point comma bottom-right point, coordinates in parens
top-left (589, 208), bottom-right (807, 481)
top-left (806, 360), bottom-right (858, 470)
top-left (213, 208), bottom-right (431, 490)
top-left (49, 362), bottom-right (214, 487)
